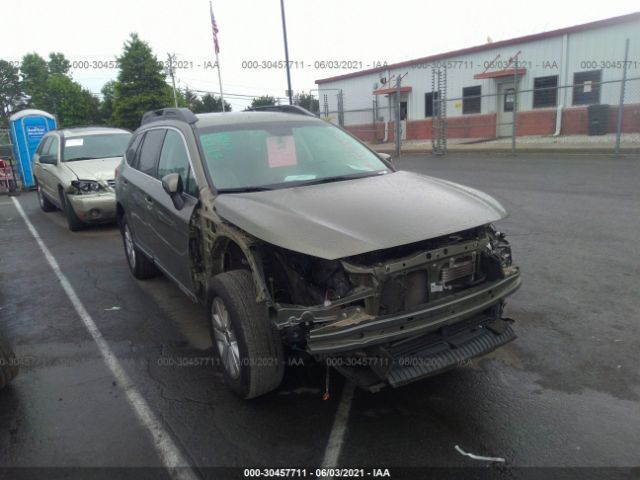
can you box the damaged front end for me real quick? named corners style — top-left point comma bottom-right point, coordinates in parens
top-left (265, 224), bottom-right (521, 391)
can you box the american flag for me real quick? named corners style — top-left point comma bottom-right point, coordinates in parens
top-left (209, 1), bottom-right (220, 54)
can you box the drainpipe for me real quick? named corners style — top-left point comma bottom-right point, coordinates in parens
top-left (383, 68), bottom-right (390, 143)
top-left (554, 33), bottom-right (569, 136)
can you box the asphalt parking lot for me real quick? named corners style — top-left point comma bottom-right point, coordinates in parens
top-left (0, 153), bottom-right (639, 479)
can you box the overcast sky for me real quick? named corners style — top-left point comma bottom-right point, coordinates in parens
top-left (3, 0), bottom-right (638, 110)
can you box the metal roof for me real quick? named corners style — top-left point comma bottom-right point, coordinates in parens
top-left (315, 11), bottom-right (640, 85)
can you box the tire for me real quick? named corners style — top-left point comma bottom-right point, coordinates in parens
top-left (37, 183), bottom-right (56, 212)
top-left (120, 214), bottom-right (159, 279)
top-left (0, 338), bottom-right (19, 390)
top-left (208, 270), bottom-right (284, 399)
top-left (61, 191), bottom-right (85, 231)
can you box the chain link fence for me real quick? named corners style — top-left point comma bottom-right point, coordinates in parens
top-left (434, 74), bottom-right (640, 154)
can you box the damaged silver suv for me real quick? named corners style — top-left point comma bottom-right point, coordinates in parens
top-left (115, 106), bottom-right (521, 399)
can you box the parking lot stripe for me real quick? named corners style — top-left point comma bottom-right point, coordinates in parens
top-left (321, 382), bottom-right (355, 469)
top-left (12, 198), bottom-right (199, 480)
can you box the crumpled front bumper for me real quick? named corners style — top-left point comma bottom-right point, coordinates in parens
top-left (306, 271), bottom-right (521, 355)
top-left (333, 315), bottom-right (516, 392)
top-left (67, 192), bottom-right (116, 222)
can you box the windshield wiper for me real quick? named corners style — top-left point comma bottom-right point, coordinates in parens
top-left (64, 155), bottom-right (121, 162)
top-left (288, 171), bottom-right (387, 188)
top-left (217, 186), bottom-right (275, 193)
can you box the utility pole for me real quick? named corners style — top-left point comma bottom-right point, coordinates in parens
top-left (280, 0), bottom-right (293, 105)
top-left (167, 53), bottom-right (178, 108)
top-left (615, 38), bottom-right (630, 154)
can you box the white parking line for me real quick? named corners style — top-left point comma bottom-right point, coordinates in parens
top-left (321, 382), bottom-right (355, 469)
top-left (12, 197), bottom-right (199, 480)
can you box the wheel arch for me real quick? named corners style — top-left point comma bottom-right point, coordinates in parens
top-left (207, 234), bottom-right (271, 304)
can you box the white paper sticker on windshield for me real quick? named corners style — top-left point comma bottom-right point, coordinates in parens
top-left (66, 138), bottom-right (84, 147)
top-left (284, 175), bottom-right (316, 181)
top-left (267, 136), bottom-right (297, 168)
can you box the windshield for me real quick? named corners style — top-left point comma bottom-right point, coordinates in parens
top-left (63, 133), bottom-right (131, 161)
top-left (198, 121), bottom-right (390, 191)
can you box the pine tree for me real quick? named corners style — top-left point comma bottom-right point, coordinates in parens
top-left (112, 33), bottom-right (172, 130)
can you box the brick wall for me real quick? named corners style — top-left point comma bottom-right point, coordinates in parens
top-left (516, 110), bottom-right (556, 136)
top-left (561, 103), bottom-right (640, 135)
top-left (446, 113), bottom-right (497, 139)
top-left (344, 123), bottom-right (385, 142)
top-left (343, 104), bottom-right (639, 142)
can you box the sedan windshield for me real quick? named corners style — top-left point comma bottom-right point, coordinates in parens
top-left (198, 121), bottom-right (390, 191)
top-left (63, 133), bottom-right (131, 161)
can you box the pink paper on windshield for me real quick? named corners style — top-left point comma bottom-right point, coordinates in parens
top-left (267, 136), bottom-right (297, 167)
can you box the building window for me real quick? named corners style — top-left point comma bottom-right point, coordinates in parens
top-left (425, 92), bottom-right (439, 117)
top-left (533, 75), bottom-right (558, 108)
top-left (462, 86), bottom-right (481, 114)
top-left (573, 70), bottom-right (601, 105)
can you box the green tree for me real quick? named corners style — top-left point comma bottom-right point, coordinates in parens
top-left (45, 74), bottom-right (100, 127)
top-left (99, 80), bottom-right (116, 125)
top-left (0, 60), bottom-right (27, 127)
top-left (198, 93), bottom-right (231, 113)
top-left (294, 92), bottom-right (319, 113)
top-left (48, 52), bottom-right (71, 75)
top-left (112, 33), bottom-right (173, 130)
top-left (20, 53), bottom-right (49, 106)
top-left (183, 87), bottom-right (203, 111)
top-left (250, 95), bottom-right (276, 108)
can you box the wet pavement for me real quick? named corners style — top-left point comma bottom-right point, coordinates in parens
top-left (0, 153), bottom-right (639, 478)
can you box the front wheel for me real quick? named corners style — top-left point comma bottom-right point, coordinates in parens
top-left (61, 191), bottom-right (85, 231)
top-left (208, 270), bottom-right (284, 399)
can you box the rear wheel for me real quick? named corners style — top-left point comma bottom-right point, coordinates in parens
top-left (208, 270), bottom-right (284, 399)
top-left (37, 184), bottom-right (56, 212)
top-left (121, 215), bottom-right (158, 279)
top-left (0, 338), bottom-right (19, 390)
top-left (61, 191), bottom-right (85, 231)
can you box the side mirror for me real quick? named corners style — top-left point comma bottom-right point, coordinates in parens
top-left (378, 152), bottom-right (392, 163)
top-left (161, 173), bottom-right (185, 210)
top-left (39, 154), bottom-right (57, 165)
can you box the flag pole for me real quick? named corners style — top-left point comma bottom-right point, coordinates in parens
top-left (209, 0), bottom-right (226, 112)
top-left (215, 49), bottom-right (226, 112)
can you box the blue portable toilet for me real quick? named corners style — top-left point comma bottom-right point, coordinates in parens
top-left (9, 109), bottom-right (57, 188)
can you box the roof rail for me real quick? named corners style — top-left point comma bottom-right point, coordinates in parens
top-left (141, 108), bottom-right (198, 126)
top-left (247, 105), bottom-right (318, 117)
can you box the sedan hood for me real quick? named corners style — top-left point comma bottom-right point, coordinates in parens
top-left (214, 170), bottom-right (508, 260)
top-left (64, 157), bottom-right (121, 181)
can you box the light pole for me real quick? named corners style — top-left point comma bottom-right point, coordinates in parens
top-left (280, 0), bottom-right (293, 105)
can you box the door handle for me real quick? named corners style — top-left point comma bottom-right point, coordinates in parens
top-left (145, 195), bottom-right (153, 204)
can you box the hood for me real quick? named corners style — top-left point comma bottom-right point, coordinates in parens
top-left (64, 157), bottom-right (121, 181)
top-left (214, 170), bottom-right (508, 260)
